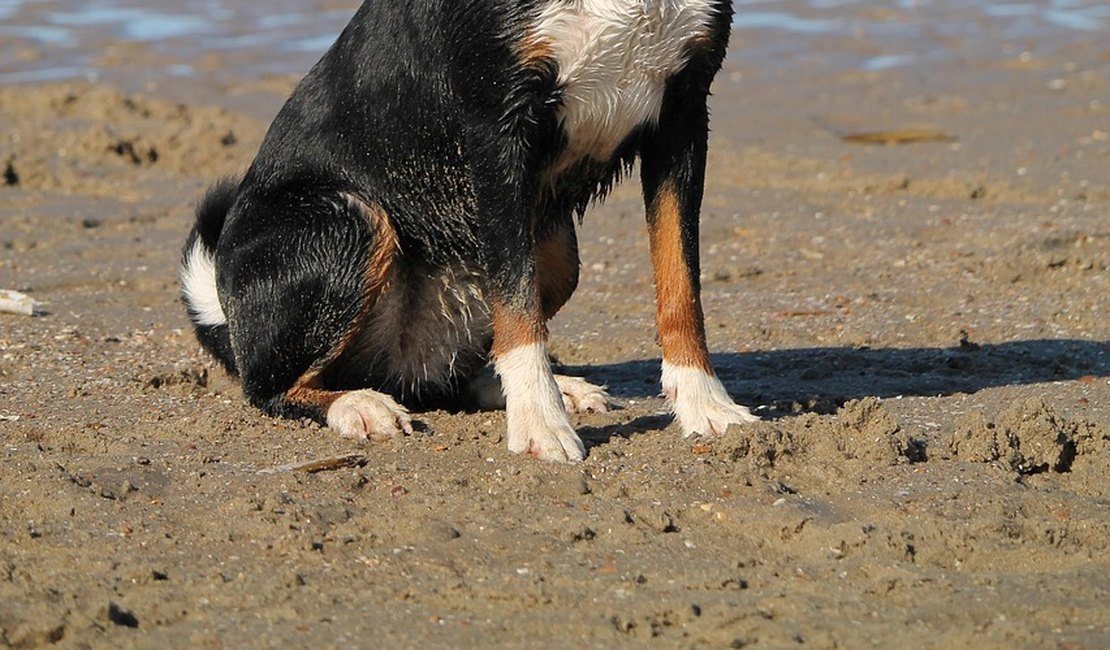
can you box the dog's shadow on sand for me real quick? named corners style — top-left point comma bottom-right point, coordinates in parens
top-left (565, 338), bottom-right (1108, 445)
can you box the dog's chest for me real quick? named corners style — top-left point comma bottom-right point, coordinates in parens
top-left (530, 0), bottom-right (716, 165)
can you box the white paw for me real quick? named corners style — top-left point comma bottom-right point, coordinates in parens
top-left (662, 362), bottom-right (759, 438)
top-left (497, 344), bottom-right (587, 463)
top-left (506, 414), bottom-right (586, 463)
top-left (554, 375), bottom-right (610, 414)
top-left (326, 390), bottom-right (413, 440)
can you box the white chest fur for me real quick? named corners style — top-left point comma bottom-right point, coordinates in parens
top-left (532, 0), bottom-right (716, 167)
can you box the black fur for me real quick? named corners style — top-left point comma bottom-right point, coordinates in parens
top-left (217, 178), bottom-right (378, 414)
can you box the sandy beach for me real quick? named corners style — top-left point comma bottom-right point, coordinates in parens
top-left (1, 1), bottom-right (1107, 647)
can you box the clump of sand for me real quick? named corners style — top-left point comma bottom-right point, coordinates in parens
top-left (831, 397), bottom-right (919, 464)
top-left (730, 397), bottom-right (921, 477)
top-left (953, 398), bottom-right (1069, 473)
top-left (950, 397), bottom-right (1105, 477)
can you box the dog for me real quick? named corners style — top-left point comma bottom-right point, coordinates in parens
top-left (179, 0), bottom-right (758, 462)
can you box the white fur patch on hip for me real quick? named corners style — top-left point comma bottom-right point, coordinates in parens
top-left (532, 0), bottom-right (716, 165)
top-left (179, 238), bottom-right (226, 326)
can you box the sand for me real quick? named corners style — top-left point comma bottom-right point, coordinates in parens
top-left (1, 3), bottom-right (1108, 648)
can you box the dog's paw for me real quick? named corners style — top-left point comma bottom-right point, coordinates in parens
top-left (554, 375), bottom-right (610, 414)
top-left (507, 416), bottom-right (586, 463)
top-left (505, 397), bottom-right (586, 463)
top-left (496, 343), bottom-right (587, 462)
top-left (676, 396), bottom-right (758, 438)
top-left (326, 390), bottom-right (413, 440)
top-left (662, 363), bottom-right (759, 438)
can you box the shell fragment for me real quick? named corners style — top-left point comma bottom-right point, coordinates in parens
top-left (0, 289), bottom-right (36, 316)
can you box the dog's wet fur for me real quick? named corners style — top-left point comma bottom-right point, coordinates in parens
top-left (180, 0), bottom-right (758, 462)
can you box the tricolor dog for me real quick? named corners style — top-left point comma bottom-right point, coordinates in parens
top-left (180, 0), bottom-right (757, 462)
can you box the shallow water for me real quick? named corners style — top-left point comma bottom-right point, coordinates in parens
top-left (0, 0), bottom-right (1106, 85)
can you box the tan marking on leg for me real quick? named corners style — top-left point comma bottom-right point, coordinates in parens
top-left (310, 196), bottom-right (399, 373)
top-left (648, 184), bottom-right (711, 371)
top-left (283, 197), bottom-right (400, 416)
top-left (491, 302), bottom-right (547, 358)
top-left (284, 371), bottom-right (340, 411)
top-left (535, 224), bottom-right (579, 320)
top-left (359, 199), bottom-right (399, 294)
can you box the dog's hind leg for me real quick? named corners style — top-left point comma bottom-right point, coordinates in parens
top-left (286, 378), bottom-right (412, 440)
top-left (640, 82), bottom-right (759, 438)
top-left (534, 218), bottom-right (580, 320)
top-left (217, 189), bottom-right (409, 439)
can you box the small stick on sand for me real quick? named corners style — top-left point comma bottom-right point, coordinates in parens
top-left (840, 128), bottom-right (957, 145)
top-left (258, 453), bottom-right (369, 474)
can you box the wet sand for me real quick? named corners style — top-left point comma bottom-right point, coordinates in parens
top-left (1, 2), bottom-right (1108, 647)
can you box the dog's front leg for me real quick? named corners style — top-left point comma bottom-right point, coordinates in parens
top-left (640, 85), bottom-right (759, 438)
top-left (491, 303), bottom-right (585, 462)
top-left (470, 139), bottom-right (586, 463)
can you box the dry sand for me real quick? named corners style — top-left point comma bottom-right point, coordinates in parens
top-left (1, 4), bottom-right (1108, 648)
